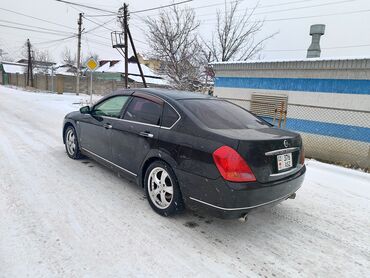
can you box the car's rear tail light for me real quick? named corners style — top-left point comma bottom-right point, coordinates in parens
top-left (212, 146), bottom-right (256, 182)
top-left (299, 145), bottom-right (305, 164)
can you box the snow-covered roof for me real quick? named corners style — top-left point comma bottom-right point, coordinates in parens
top-left (138, 52), bottom-right (149, 60)
top-left (55, 66), bottom-right (75, 76)
top-left (211, 56), bottom-right (370, 71)
top-left (128, 74), bottom-right (168, 86)
top-left (210, 56), bottom-right (370, 66)
top-left (96, 60), bottom-right (160, 78)
top-left (95, 62), bottom-right (112, 72)
top-left (1, 62), bottom-right (26, 74)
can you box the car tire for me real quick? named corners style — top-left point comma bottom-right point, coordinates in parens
top-left (144, 161), bottom-right (184, 216)
top-left (64, 126), bottom-right (82, 159)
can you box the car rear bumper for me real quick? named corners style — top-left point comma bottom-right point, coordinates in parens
top-left (176, 165), bottom-right (306, 219)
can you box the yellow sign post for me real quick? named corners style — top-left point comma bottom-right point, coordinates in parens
top-left (85, 58), bottom-right (98, 104)
top-left (86, 58), bottom-right (99, 71)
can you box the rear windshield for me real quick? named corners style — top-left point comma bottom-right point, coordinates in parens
top-left (180, 99), bottom-right (270, 129)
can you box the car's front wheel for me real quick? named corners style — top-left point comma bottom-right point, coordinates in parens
top-left (64, 126), bottom-right (82, 159)
top-left (144, 161), bottom-right (184, 216)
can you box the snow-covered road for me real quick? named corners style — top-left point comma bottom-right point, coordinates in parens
top-left (0, 86), bottom-right (369, 278)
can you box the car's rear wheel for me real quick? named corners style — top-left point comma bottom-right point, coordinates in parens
top-left (144, 161), bottom-right (184, 216)
top-left (64, 126), bottom-right (82, 159)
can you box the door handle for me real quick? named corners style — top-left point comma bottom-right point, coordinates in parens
top-left (139, 131), bottom-right (154, 138)
top-left (103, 123), bottom-right (112, 129)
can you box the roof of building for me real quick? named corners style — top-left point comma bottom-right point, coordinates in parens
top-left (53, 64), bottom-right (77, 76)
top-left (211, 57), bottom-right (370, 71)
top-left (17, 59), bottom-right (56, 67)
top-left (210, 56), bottom-right (370, 65)
top-left (0, 61), bottom-right (27, 74)
top-left (95, 60), bottom-right (160, 78)
top-left (128, 74), bottom-right (168, 86)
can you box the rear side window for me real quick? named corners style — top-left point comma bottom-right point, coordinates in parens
top-left (161, 103), bottom-right (180, 128)
top-left (180, 99), bottom-right (270, 129)
top-left (123, 97), bottom-right (162, 125)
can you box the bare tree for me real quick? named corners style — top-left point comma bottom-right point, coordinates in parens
top-left (82, 52), bottom-right (99, 66)
top-left (145, 5), bottom-right (204, 91)
top-left (21, 42), bottom-right (54, 74)
top-left (206, 1), bottom-right (275, 62)
top-left (61, 47), bottom-right (76, 65)
top-left (0, 40), bottom-right (14, 61)
top-left (33, 49), bottom-right (53, 73)
top-left (0, 50), bottom-right (14, 62)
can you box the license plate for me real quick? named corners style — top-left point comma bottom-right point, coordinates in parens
top-left (277, 153), bottom-right (293, 171)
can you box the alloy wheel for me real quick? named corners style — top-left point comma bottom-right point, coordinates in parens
top-left (66, 129), bottom-right (76, 156)
top-left (148, 167), bottom-right (174, 209)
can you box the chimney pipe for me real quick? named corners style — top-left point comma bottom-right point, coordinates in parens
top-left (307, 24), bottom-right (325, 58)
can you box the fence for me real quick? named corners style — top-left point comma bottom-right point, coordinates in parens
top-left (1, 72), bottom-right (165, 95)
top-left (223, 97), bottom-right (370, 170)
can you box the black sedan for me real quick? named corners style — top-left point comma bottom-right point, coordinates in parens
top-left (63, 88), bottom-right (305, 219)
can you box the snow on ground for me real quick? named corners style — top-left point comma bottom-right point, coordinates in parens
top-left (0, 85), bottom-right (369, 278)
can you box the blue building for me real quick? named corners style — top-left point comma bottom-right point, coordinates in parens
top-left (211, 58), bottom-right (370, 169)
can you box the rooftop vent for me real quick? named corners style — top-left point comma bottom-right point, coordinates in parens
top-left (307, 24), bottom-right (326, 58)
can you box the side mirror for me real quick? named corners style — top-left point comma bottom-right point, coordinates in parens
top-left (80, 106), bottom-right (91, 114)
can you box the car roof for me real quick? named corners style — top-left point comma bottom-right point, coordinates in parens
top-left (114, 88), bottom-right (216, 101)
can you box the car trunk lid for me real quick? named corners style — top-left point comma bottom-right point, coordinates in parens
top-left (214, 127), bottom-right (303, 183)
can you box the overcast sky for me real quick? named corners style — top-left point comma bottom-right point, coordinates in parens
top-left (1, 0), bottom-right (370, 63)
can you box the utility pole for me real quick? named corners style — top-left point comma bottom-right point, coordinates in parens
top-left (76, 12), bottom-right (83, 95)
top-left (123, 4), bottom-right (128, 88)
top-left (26, 39), bottom-right (34, 87)
top-left (127, 28), bottom-right (147, 88)
top-left (114, 3), bottom-right (146, 88)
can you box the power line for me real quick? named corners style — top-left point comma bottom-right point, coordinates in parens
top-left (64, 0), bottom-right (116, 34)
top-left (264, 43), bottom-right (370, 52)
top-left (264, 8), bottom-right (370, 22)
top-left (127, 0), bottom-right (242, 18)
top-left (0, 23), bottom-right (76, 36)
top-left (36, 38), bottom-right (73, 51)
top-left (199, 7), bottom-right (370, 24)
top-left (81, 17), bottom-right (115, 42)
top-left (55, 0), bottom-right (116, 14)
top-left (255, 0), bottom-right (355, 15)
top-left (324, 44), bottom-right (370, 50)
top-left (33, 35), bottom-right (77, 45)
top-left (0, 45), bottom-right (24, 60)
top-left (83, 13), bottom-right (116, 18)
top-left (0, 7), bottom-right (75, 30)
top-left (82, 37), bottom-right (111, 47)
top-left (83, 16), bottom-right (115, 32)
top-left (131, 0), bottom-right (193, 14)
top-left (132, 0), bottom-right (322, 19)
top-left (83, 33), bottom-right (150, 52)
top-left (196, 0), bottom-right (356, 19)
top-left (63, 0), bottom-right (115, 43)
top-left (84, 35), bottom-right (92, 53)
top-left (0, 19), bottom-right (75, 36)
top-left (256, 0), bottom-right (322, 9)
top-left (81, 38), bottom-right (115, 53)
top-left (193, 0), bottom-right (323, 12)
top-left (77, 0), bottom-right (194, 17)
top-left (84, 32), bottom-right (110, 41)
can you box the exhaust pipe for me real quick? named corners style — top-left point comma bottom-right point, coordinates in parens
top-left (239, 213), bottom-right (248, 223)
top-left (288, 193), bottom-right (296, 200)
